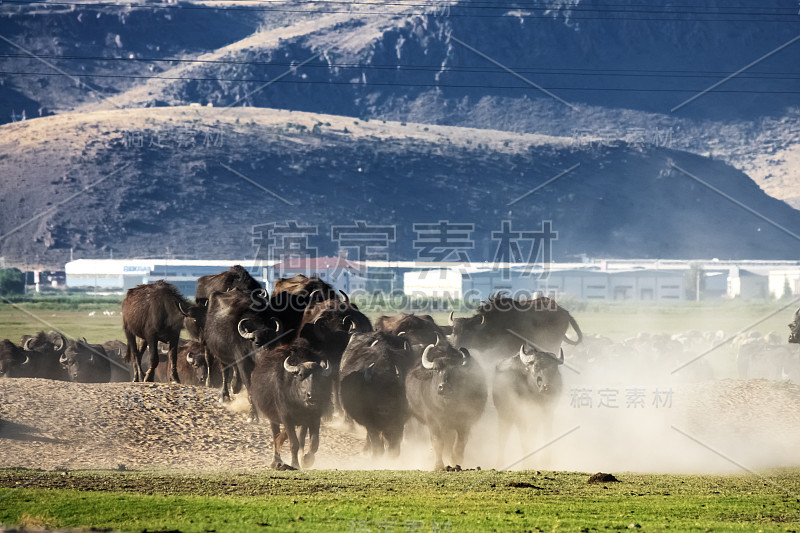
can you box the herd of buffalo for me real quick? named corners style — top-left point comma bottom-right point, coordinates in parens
top-left (15, 265), bottom-right (800, 470)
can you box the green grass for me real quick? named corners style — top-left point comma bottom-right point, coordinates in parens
top-left (0, 469), bottom-right (798, 532)
top-left (0, 300), bottom-right (796, 346)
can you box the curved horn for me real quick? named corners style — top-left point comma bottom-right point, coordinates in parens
top-left (369, 339), bottom-right (380, 348)
top-left (313, 316), bottom-right (327, 341)
top-left (238, 318), bottom-right (256, 340)
top-left (435, 331), bottom-right (444, 347)
top-left (22, 337), bottom-right (33, 351)
top-left (257, 288), bottom-right (268, 300)
top-left (343, 316), bottom-right (356, 334)
top-left (459, 347), bottom-right (471, 360)
top-left (283, 356), bottom-right (301, 374)
top-left (421, 344), bottom-right (436, 370)
top-left (59, 352), bottom-right (68, 365)
top-left (55, 333), bottom-right (67, 353)
top-left (449, 311), bottom-right (454, 326)
top-left (270, 317), bottom-right (282, 334)
top-left (320, 359), bottom-right (333, 377)
top-left (475, 314), bottom-right (486, 330)
top-left (403, 340), bottom-right (411, 352)
top-left (186, 351), bottom-right (195, 365)
top-left (339, 290), bottom-right (350, 304)
top-left (309, 289), bottom-right (322, 304)
top-left (20, 354), bottom-right (30, 366)
top-left (519, 344), bottom-right (536, 365)
top-left (177, 300), bottom-right (190, 316)
top-left (557, 347), bottom-right (565, 365)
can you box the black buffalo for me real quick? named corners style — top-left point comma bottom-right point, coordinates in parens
top-left (451, 296), bottom-right (582, 357)
top-left (250, 338), bottom-right (333, 469)
top-left (196, 265), bottom-right (263, 306)
top-left (493, 345), bottom-right (564, 465)
top-left (203, 289), bottom-right (283, 419)
top-left (19, 331), bottom-right (69, 380)
top-left (339, 332), bottom-right (412, 457)
top-left (60, 338), bottom-right (130, 383)
top-left (0, 340), bottom-right (33, 378)
top-left (405, 333), bottom-right (487, 470)
top-left (375, 313), bottom-right (445, 348)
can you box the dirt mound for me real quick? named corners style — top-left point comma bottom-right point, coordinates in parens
top-left (587, 472), bottom-right (620, 484)
top-left (0, 378), bottom-right (363, 471)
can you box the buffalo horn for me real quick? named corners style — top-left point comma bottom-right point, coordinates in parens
top-left (421, 343), bottom-right (436, 370)
top-left (309, 289), bottom-right (322, 304)
top-left (283, 356), bottom-right (301, 374)
top-left (55, 333), bottom-right (67, 353)
top-left (59, 352), bottom-right (68, 365)
top-left (557, 348), bottom-right (565, 365)
top-left (313, 317), bottom-right (327, 341)
top-left (238, 318), bottom-right (256, 340)
top-left (459, 347), bottom-right (471, 362)
top-left (343, 316), bottom-right (356, 334)
top-left (22, 337), bottom-right (33, 351)
top-left (519, 344), bottom-right (536, 365)
top-left (449, 311), bottom-right (455, 326)
top-left (369, 339), bottom-right (380, 348)
top-left (186, 351), bottom-right (195, 365)
top-left (21, 354), bottom-right (30, 366)
top-left (270, 317), bottom-right (282, 334)
top-left (476, 314), bottom-right (486, 330)
top-left (339, 290), bottom-right (350, 304)
top-left (177, 300), bottom-right (190, 316)
top-left (320, 359), bottom-right (333, 377)
top-left (435, 331), bottom-right (444, 347)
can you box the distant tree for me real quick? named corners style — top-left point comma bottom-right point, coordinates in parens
top-left (783, 278), bottom-right (793, 300)
top-left (0, 268), bottom-right (25, 295)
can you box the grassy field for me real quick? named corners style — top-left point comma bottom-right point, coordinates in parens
top-left (0, 300), bottom-right (796, 345)
top-left (1, 468), bottom-right (799, 532)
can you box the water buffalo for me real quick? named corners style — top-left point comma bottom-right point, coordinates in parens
top-left (405, 333), bottom-right (487, 470)
top-left (0, 340), bottom-right (32, 378)
top-left (203, 289), bottom-right (283, 418)
top-left (339, 332), bottom-right (411, 457)
top-left (451, 296), bottom-right (582, 358)
top-left (60, 338), bottom-right (130, 383)
top-left (196, 265), bottom-right (263, 306)
top-left (493, 345), bottom-right (564, 465)
top-left (250, 338), bottom-right (333, 469)
top-left (273, 274), bottom-right (338, 304)
top-left (298, 293), bottom-right (372, 415)
top-left (374, 313), bottom-right (445, 347)
top-left (789, 308), bottom-right (800, 343)
top-left (19, 331), bottom-right (68, 380)
top-left (122, 280), bottom-right (196, 383)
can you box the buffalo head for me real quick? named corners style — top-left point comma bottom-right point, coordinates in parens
top-left (517, 344), bottom-right (563, 395)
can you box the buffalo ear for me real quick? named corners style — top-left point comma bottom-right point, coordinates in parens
top-left (364, 362), bottom-right (375, 382)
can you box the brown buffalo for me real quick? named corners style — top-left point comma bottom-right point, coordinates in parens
top-left (122, 280), bottom-right (196, 383)
top-left (196, 265), bottom-right (264, 306)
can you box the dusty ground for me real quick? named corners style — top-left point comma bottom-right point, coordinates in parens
top-left (0, 378), bottom-right (365, 472)
top-left (2, 378), bottom-right (800, 473)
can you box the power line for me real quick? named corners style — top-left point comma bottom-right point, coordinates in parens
top-left (2, 0), bottom-right (799, 21)
top-left (2, 53), bottom-right (799, 79)
top-left (4, 69), bottom-right (799, 93)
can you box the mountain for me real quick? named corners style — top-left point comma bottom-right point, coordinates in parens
top-left (1, 106), bottom-right (799, 267)
top-left (1, 0), bottom-right (798, 267)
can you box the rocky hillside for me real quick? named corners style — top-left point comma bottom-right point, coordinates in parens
top-left (1, 107), bottom-right (799, 267)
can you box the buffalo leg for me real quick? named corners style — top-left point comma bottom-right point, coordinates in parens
top-left (301, 420), bottom-right (320, 469)
top-left (452, 425), bottom-right (470, 467)
top-left (204, 347), bottom-right (213, 388)
top-left (218, 365), bottom-right (231, 403)
top-left (235, 356), bottom-right (258, 423)
top-left (143, 336), bottom-right (159, 382)
top-left (428, 424), bottom-right (445, 471)
top-left (285, 423), bottom-right (301, 469)
top-left (124, 331), bottom-right (141, 382)
top-left (366, 429), bottom-right (383, 458)
top-left (167, 335), bottom-right (180, 384)
top-left (270, 422), bottom-right (284, 469)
